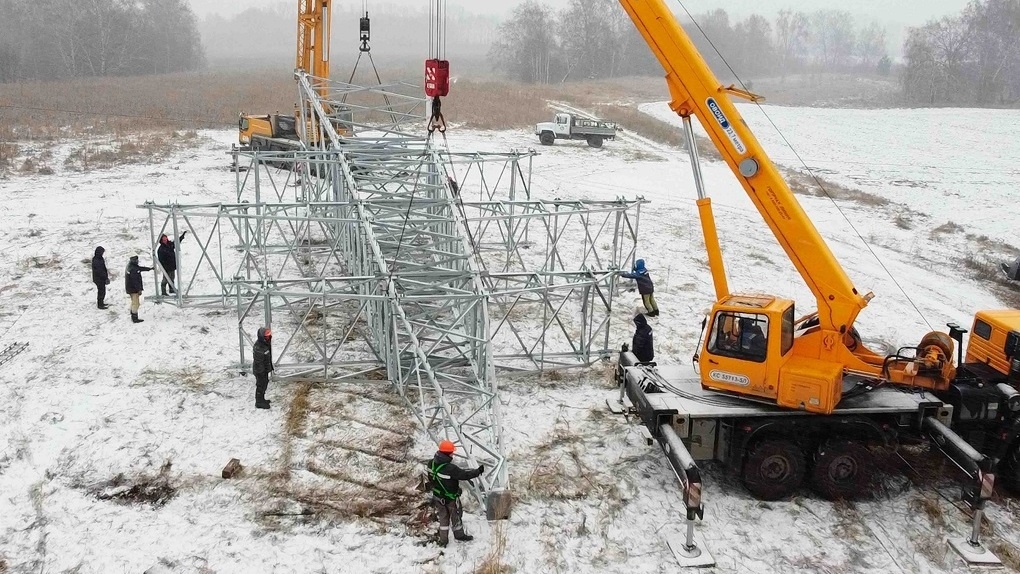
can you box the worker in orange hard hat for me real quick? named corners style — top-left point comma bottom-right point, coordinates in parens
top-left (429, 439), bottom-right (484, 547)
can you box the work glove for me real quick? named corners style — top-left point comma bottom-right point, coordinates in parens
top-left (477, 464), bottom-right (485, 475)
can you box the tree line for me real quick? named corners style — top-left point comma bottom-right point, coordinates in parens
top-left (488, 1), bottom-right (891, 85)
top-left (902, 0), bottom-right (1020, 106)
top-left (0, 0), bottom-right (205, 83)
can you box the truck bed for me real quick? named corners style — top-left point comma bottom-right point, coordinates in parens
top-left (622, 363), bottom-right (948, 419)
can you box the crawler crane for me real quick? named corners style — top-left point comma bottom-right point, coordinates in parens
top-left (612, 0), bottom-right (1020, 563)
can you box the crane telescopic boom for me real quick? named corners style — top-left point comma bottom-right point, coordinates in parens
top-left (616, 0), bottom-right (958, 413)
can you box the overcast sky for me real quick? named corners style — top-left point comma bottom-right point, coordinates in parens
top-left (189, 0), bottom-right (968, 27)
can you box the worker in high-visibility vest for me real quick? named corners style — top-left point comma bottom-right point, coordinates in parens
top-left (429, 440), bottom-right (483, 547)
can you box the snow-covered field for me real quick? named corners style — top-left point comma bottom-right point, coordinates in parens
top-left (2, 104), bottom-right (1020, 573)
top-left (642, 101), bottom-right (1020, 251)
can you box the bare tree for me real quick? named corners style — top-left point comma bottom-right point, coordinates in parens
top-left (965, 0), bottom-right (1020, 105)
top-left (856, 22), bottom-right (888, 71)
top-left (559, 0), bottom-right (616, 80)
top-left (810, 11), bottom-right (856, 71)
top-left (902, 16), bottom-right (973, 104)
top-left (0, 0), bottom-right (204, 82)
top-left (488, 1), bottom-right (562, 84)
top-left (773, 9), bottom-right (809, 78)
top-left (733, 14), bottom-right (775, 78)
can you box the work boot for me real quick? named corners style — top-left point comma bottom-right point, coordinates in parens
top-left (98, 303), bottom-right (109, 309)
top-left (437, 531), bottom-right (449, 547)
top-left (131, 312), bottom-right (143, 323)
top-left (255, 401), bottom-right (270, 409)
top-left (454, 531), bottom-right (473, 542)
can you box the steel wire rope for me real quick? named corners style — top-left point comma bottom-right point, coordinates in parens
top-left (673, 0), bottom-right (935, 331)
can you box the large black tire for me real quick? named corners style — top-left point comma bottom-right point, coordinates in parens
top-left (742, 439), bottom-right (806, 500)
top-left (809, 441), bottom-right (873, 500)
top-left (539, 131), bottom-right (555, 146)
top-left (999, 441), bottom-right (1020, 492)
top-left (587, 135), bottom-right (604, 148)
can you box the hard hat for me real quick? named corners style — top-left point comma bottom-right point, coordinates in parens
top-left (438, 440), bottom-right (455, 454)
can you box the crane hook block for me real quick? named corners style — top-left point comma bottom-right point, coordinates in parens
top-left (425, 59), bottom-right (450, 97)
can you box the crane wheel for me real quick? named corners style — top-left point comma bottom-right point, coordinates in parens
top-left (809, 441), bottom-right (873, 500)
top-left (1000, 441), bottom-right (1020, 492)
top-left (918, 331), bottom-right (954, 361)
top-left (742, 439), bottom-right (805, 500)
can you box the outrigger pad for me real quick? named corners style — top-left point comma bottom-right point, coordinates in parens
top-left (485, 489), bottom-right (512, 520)
top-left (949, 538), bottom-right (1001, 566)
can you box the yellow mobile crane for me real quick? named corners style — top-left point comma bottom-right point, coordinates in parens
top-left (239, 0), bottom-right (352, 152)
top-left (617, 0), bottom-right (1020, 415)
top-left (611, 4), bottom-right (1020, 554)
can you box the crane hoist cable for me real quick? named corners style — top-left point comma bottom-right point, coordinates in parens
top-left (341, 3), bottom-right (400, 126)
top-left (425, 0), bottom-right (450, 134)
top-left (669, 0), bottom-right (932, 331)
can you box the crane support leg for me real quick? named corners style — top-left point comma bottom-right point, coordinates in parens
top-left (658, 424), bottom-right (715, 567)
top-left (923, 417), bottom-right (1001, 566)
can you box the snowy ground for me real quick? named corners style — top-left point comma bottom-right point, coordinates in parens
top-left (2, 105), bottom-right (1020, 573)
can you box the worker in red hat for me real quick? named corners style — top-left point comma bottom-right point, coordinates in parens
top-left (429, 439), bottom-right (484, 547)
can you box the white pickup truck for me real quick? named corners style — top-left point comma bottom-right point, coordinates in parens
top-left (535, 113), bottom-right (617, 148)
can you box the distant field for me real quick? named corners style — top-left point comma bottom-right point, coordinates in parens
top-left (0, 67), bottom-right (900, 140)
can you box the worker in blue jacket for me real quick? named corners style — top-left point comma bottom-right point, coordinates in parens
top-left (621, 258), bottom-right (659, 317)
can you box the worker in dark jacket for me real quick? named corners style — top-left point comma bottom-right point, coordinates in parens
top-left (621, 258), bottom-right (659, 317)
top-left (430, 440), bottom-right (483, 547)
top-left (252, 326), bottom-right (274, 409)
top-left (632, 313), bottom-right (654, 363)
top-left (91, 246), bottom-right (110, 309)
top-left (124, 255), bottom-right (153, 323)
top-left (157, 231), bottom-right (187, 296)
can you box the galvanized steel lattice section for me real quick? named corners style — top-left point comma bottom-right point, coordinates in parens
top-left (140, 73), bottom-right (644, 511)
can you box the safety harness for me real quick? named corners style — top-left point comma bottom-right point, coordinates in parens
top-left (430, 461), bottom-right (458, 500)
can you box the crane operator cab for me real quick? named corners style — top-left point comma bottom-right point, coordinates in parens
top-left (700, 294), bottom-right (844, 413)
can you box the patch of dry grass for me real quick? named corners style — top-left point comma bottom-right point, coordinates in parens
top-left (990, 540), bottom-right (1020, 571)
top-left (473, 521), bottom-right (512, 574)
top-left (785, 169), bottom-right (891, 206)
top-left (932, 221), bottom-right (964, 235)
top-left (910, 496), bottom-right (947, 527)
top-left (0, 142), bottom-right (16, 172)
top-left (17, 254), bottom-right (62, 270)
top-left (286, 382), bottom-right (313, 440)
top-left (63, 131), bottom-right (197, 171)
top-left (831, 499), bottom-right (865, 540)
top-left (0, 71), bottom-right (293, 139)
top-left (136, 366), bottom-right (207, 391)
top-left (93, 460), bottom-right (176, 507)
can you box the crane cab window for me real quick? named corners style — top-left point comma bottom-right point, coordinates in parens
top-left (781, 306), bottom-right (794, 355)
top-left (708, 312), bottom-right (768, 363)
top-left (974, 320), bottom-right (992, 340)
top-left (556, 115), bottom-right (568, 125)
